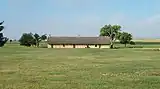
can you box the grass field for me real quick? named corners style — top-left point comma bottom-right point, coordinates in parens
top-left (1, 44), bottom-right (160, 89)
top-left (115, 39), bottom-right (160, 48)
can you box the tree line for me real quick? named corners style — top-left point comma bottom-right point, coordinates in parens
top-left (19, 33), bottom-right (47, 47)
top-left (19, 24), bottom-right (134, 48)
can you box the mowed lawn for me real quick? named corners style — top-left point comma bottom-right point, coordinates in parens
top-left (0, 44), bottom-right (160, 89)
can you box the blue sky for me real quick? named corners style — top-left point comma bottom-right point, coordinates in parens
top-left (1, 0), bottom-right (160, 39)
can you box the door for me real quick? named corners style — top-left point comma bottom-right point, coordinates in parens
top-left (73, 44), bottom-right (75, 48)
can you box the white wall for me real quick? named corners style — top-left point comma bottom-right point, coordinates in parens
top-left (100, 45), bottom-right (110, 48)
top-left (48, 44), bottom-right (51, 48)
top-left (48, 44), bottom-right (110, 48)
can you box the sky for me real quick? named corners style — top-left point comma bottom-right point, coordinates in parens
top-left (1, 0), bottom-right (160, 39)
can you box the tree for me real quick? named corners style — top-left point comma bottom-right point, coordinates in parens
top-left (119, 32), bottom-right (133, 47)
top-left (41, 34), bottom-right (47, 40)
top-left (0, 21), bottom-right (4, 32)
top-left (0, 21), bottom-right (8, 47)
top-left (19, 33), bottom-right (47, 47)
top-left (116, 32), bottom-right (122, 40)
top-left (9, 39), bottom-right (12, 43)
top-left (33, 33), bottom-right (41, 47)
top-left (33, 33), bottom-right (47, 47)
top-left (100, 24), bottom-right (121, 48)
top-left (19, 33), bottom-right (35, 47)
top-left (130, 41), bottom-right (136, 45)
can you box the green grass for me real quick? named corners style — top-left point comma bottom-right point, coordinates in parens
top-left (115, 41), bottom-right (160, 48)
top-left (1, 44), bottom-right (160, 89)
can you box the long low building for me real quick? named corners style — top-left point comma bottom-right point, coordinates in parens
top-left (47, 36), bottom-right (110, 48)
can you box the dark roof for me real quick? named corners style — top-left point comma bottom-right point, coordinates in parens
top-left (47, 36), bottom-right (110, 45)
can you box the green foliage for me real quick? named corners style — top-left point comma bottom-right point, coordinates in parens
top-left (41, 34), bottom-right (47, 40)
top-left (119, 32), bottom-right (133, 47)
top-left (100, 24), bottom-right (121, 48)
top-left (0, 21), bottom-right (8, 47)
top-left (0, 21), bottom-right (4, 25)
top-left (9, 39), bottom-right (13, 43)
top-left (19, 33), bottom-right (47, 47)
top-left (0, 26), bottom-right (4, 32)
top-left (19, 33), bottom-right (35, 47)
top-left (100, 24), bottom-right (112, 36)
top-left (112, 25), bottom-right (121, 35)
top-left (0, 21), bottom-right (4, 32)
top-left (34, 33), bottom-right (41, 41)
top-left (116, 32), bottom-right (122, 40)
top-left (130, 41), bottom-right (136, 45)
top-left (33, 33), bottom-right (41, 47)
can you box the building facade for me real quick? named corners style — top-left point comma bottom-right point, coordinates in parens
top-left (47, 36), bottom-right (110, 48)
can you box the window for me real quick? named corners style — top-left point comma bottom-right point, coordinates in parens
top-left (63, 44), bottom-right (65, 47)
top-left (95, 45), bottom-right (97, 47)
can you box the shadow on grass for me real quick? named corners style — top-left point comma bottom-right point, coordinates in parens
top-left (113, 45), bottom-right (144, 49)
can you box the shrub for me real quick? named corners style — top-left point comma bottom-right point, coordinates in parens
top-left (128, 46), bottom-right (143, 48)
top-left (152, 48), bottom-right (160, 51)
top-left (130, 41), bottom-right (136, 45)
